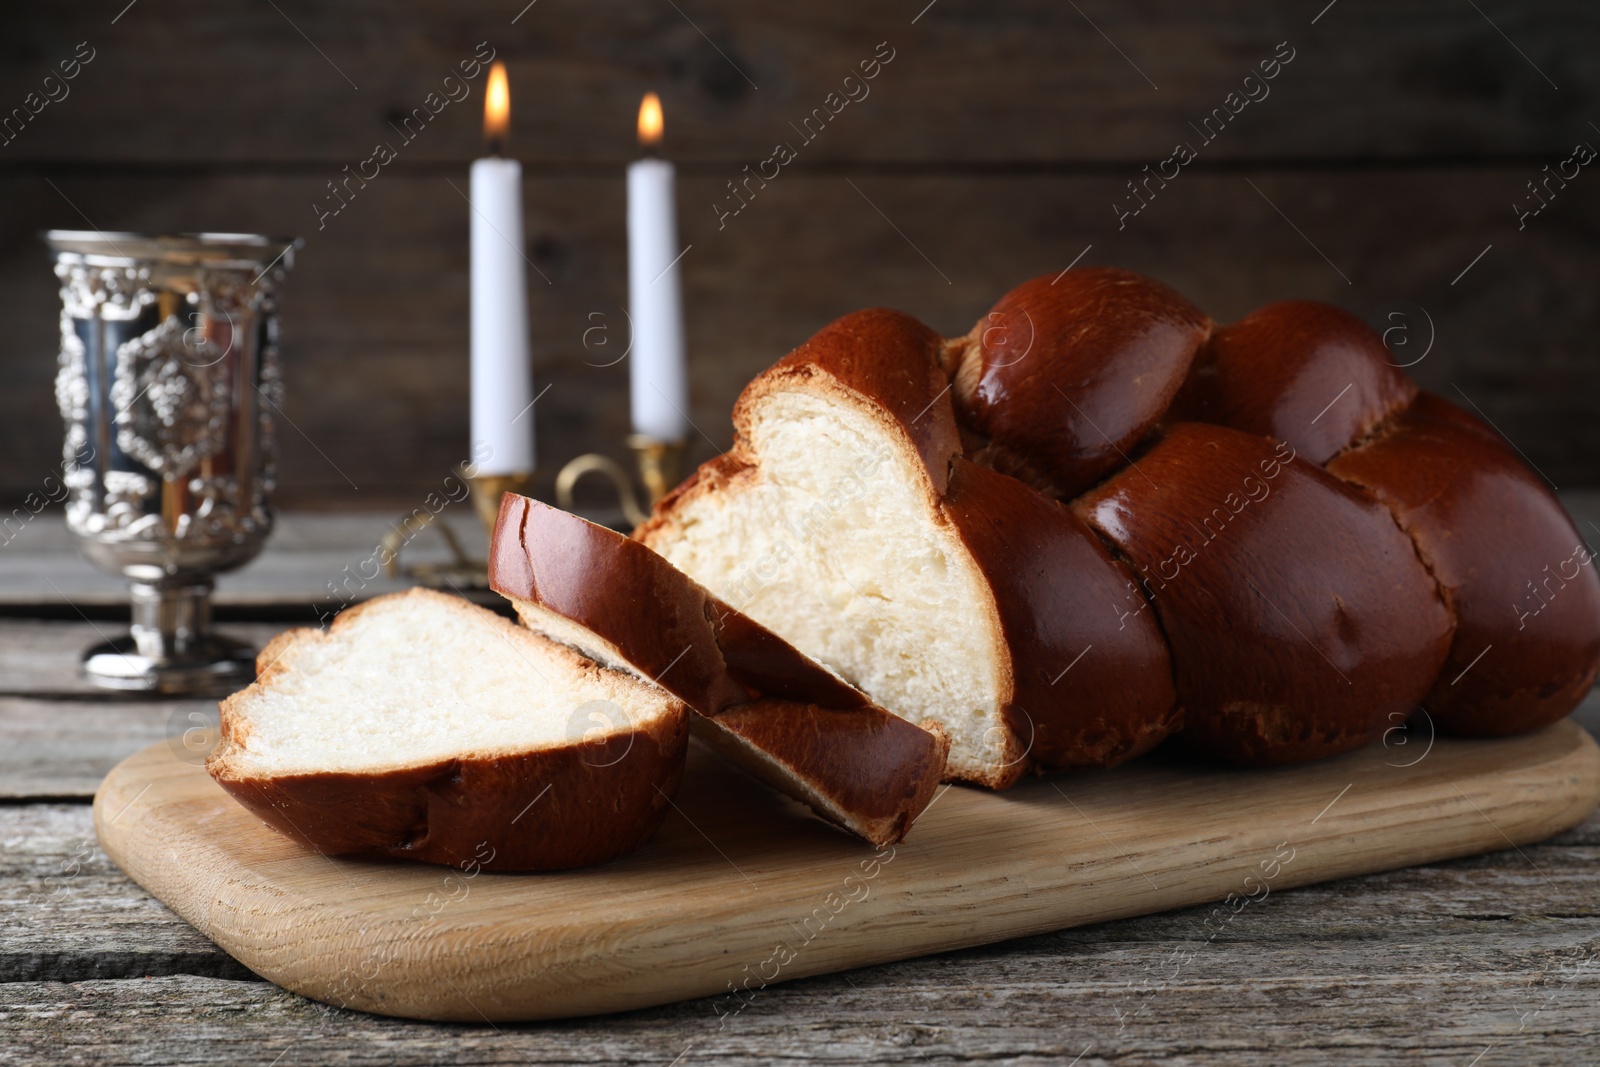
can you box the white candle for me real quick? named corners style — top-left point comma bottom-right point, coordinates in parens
top-left (470, 62), bottom-right (535, 475)
top-left (627, 92), bottom-right (689, 442)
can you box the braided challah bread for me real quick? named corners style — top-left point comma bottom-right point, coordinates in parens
top-left (637, 267), bottom-right (1600, 784)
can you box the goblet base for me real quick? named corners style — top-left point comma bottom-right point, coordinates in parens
top-left (81, 577), bottom-right (256, 696)
top-left (83, 632), bottom-right (256, 696)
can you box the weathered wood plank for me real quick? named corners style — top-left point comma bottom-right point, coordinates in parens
top-left (0, 0), bottom-right (1591, 165)
top-left (4, 171), bottom-right (1599, 507)
top-left (0, 513), bottom-right (501, 609)
top-left (0, 624), bottom-right (293, 696)
top-left (3, 494), bottom-right (1593, 612)
top-left (0, 932), bottom-right (1597, 1065)
top-left (0, 805), bottom-right (252, 983)
top-left (13, 795), bottom-right (1600, 966)
top-left (0, 697), bottom-right (224, 798)
top-left (5, 796), bottom-right (1598, 1059)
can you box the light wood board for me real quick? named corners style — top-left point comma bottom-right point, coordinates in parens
top-left (95, 721), bottom-right (1600, 1023)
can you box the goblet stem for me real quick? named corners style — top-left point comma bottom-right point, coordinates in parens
top-left (130, 579), bottom-right (215, 658)
top-left (84, 577), bottom-right (254, 695)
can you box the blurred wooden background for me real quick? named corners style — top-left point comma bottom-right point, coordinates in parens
top-left (1, 0), bottom-right (1596, 508)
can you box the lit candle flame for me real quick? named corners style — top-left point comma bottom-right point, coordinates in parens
top-left (637, 92), bottom-right (663, 148)
top-left (484, 62), bottom-right (510, 150)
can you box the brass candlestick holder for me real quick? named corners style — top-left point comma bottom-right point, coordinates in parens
top-left (379, 436), bottom-right (684, 590)
top-left (468, 471), bottom-right (540, 532)
top-left (379, 469), bottom-right (534, 589)
top-left (555, 435), bottom-right (687, 529)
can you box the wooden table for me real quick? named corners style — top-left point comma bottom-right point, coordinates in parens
top-left (5, 509), bottom-right (1599, 1066)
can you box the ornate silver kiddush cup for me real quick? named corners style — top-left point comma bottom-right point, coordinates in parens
top-left (45, 231), bottom-right (300, 694)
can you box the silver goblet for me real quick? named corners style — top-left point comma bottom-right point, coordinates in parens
top-left (45, 231), bottom-right (299, 694)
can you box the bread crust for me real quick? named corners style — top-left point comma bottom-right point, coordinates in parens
top-left (742, 307), bottom-right (961, 494)
top-left (638, 310), bottom-right (958, 553)
top-left (492, 495), bottom-right (949, 845)
top-left (1075, 423), bottom-right (1454, 765)
top-left (943, 457), bottom-right (1179, 771)
top-left (692, 700), bottom-right (946, 846)
top-left (208, 589), bottom-right (689, 872)
top-left (1155, 295), bottom-right (1600, 736)
top-left (639, 452), bottom-right (757, 548)
top-left (1166, 299), bottom-right (1417, 465)
top-left (1329, 392), bottom-right (1600, 735)
top-left (950, 267), bottom-right (1211, 499)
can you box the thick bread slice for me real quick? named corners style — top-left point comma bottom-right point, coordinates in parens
top-left (489, 493), bottom-right (949, 846)
top-left (636, 308), bottom-right (1177, 787)
top-left (208, 588), bottom-right (689, 871)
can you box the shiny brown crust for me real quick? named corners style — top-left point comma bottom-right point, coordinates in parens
top-left (491, 495), bottom-right (949, 846)
top-left (949, 267), bottom-right (1211, 499)
top-left (1074, 423), bottom-right (1455, 765)
top-left (637, 309), bottom-right (961, 553)
top-left (692, 700), bottom-right (946, 846)
top-left (1166, 300), bottom-right (1417, 464)
top-left (1329, 393), bottom-right (1600, 736)
top-left (737, 306), bottom-right (962, 493)
top-left (208, 590), bottom-right (689, 872)
top-left (492, 495), bottom-right (747, 714)
top-left (942, 457), bottom-right (1179, 770)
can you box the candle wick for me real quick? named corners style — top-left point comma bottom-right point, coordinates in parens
top-left (487, 137), bottom-right (506, 159)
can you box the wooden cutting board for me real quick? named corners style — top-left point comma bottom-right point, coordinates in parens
top-left (96, 721), bottom-right (1600, 1023)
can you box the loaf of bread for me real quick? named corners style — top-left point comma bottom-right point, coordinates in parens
top-left (639, 267), bottom-right (1600, 779)
top-left (208, 589), bottom-right (689, 870)
top-left (488, 494), bottom-right (949, 845)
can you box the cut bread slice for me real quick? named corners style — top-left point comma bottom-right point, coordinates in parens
top-left (636, 309), bottom-right (1177, 787)
top-left (207, 588), bottom-right (689, 871)
top-left (489, 493), bottom-right (949, 846)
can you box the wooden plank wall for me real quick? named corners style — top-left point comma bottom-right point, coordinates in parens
top-left (1, 1), bottom-right (1596, 507)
